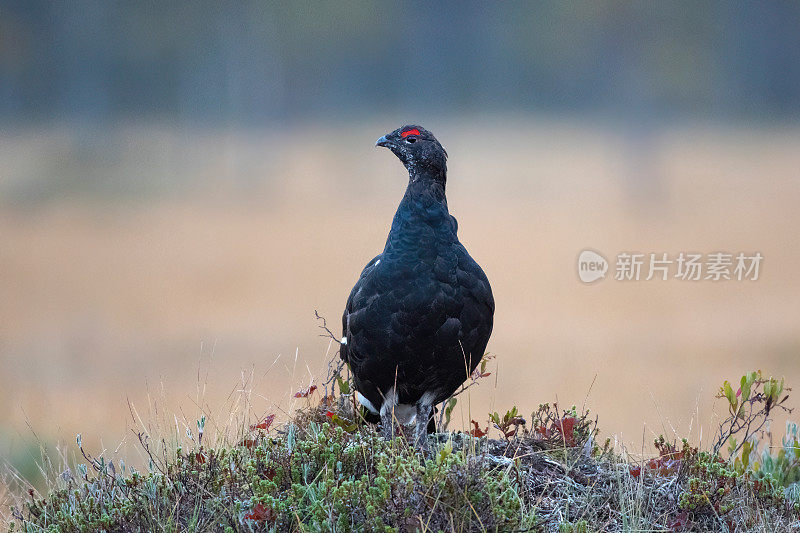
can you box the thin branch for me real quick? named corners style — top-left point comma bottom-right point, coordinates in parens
top-left (315, 310), bottom-right (341, 345)
top-left (136, 432), bottom-right (166, 475)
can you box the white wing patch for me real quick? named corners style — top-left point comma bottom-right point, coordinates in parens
top-left (356, 391), bottom-right (379, 414)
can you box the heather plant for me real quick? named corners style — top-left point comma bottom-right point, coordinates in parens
top-left (4, 366), bottom-right (800, 532)
top-left (669, 371), bottom-right (800, 527)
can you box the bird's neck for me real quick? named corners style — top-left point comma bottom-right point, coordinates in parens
top-left (408, 164), bottom-right (446, 189)
top-left (382, 170), bottom-right (454, 259)
top-left (405, 168), bottom-right (447, 203)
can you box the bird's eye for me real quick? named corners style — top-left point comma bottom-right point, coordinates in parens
top-left (405, 136), bottom-right (417, 143)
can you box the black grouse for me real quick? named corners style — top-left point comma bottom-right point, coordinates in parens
top-left (341, 125), bottom-right (495, 445)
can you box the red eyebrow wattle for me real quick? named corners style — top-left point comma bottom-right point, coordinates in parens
top-left (401, 129), bottom-right (420, 138)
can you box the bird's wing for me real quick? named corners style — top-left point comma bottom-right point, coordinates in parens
top-left (461, 249), bottom-right (495, 367)
top-left (341, 254), bottom-right (382, 363)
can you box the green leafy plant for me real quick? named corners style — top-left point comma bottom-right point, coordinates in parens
top-left (441, 396), bottom-right (458, 430)
top-left (714, 370), bottom-right (792, 456)
top-left (490, 405), bottom-right (526, 440)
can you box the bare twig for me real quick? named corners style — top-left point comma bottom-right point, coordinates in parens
top-left (135, 432), bottom-right (166, 475)
top-left (315, 310), bottom-right (341, 345)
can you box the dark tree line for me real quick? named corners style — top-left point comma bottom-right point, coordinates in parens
top-left (1, 1), bottom-right (799, 124)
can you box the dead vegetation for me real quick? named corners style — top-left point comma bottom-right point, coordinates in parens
top-left (3, 363), bottom-right (799, 532)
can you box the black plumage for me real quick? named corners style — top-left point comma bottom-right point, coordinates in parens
top-left (340, 125), bottom-right (494, 444)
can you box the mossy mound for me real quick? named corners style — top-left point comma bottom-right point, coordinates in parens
top-left (7, 401), bottom-right (800, 532)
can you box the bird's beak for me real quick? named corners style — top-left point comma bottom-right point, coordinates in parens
top-left (375, 135), bottom-right (391, 148)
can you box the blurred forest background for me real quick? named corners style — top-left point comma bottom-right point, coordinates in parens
top-left (1, 2), bottom-right (800, 489)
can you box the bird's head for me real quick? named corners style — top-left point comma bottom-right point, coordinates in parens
top-left (376, 125), bottom-right (447, 177)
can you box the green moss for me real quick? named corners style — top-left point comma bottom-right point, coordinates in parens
top-left (11, 414), bottom-right (529, 532)
top-left (678, 449), bottom-right (787, 518)
top-left (9, 400), bottom-right (799, 532)
top-left (558, 520), bottom-right (590, 533)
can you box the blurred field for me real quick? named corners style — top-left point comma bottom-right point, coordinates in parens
top-left (1, 118), bottom-right (800, 486)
